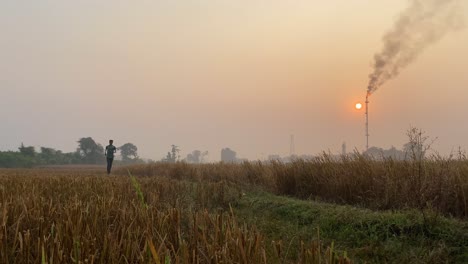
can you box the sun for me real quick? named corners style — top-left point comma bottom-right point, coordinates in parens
top-left (355, 103), bottom-right (363, 110)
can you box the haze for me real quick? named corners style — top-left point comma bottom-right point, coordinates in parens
top-left (1, 0), bottom-right (468, 161)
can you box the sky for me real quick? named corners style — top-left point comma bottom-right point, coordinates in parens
top-left (1, 0), bottom-right (468, 161)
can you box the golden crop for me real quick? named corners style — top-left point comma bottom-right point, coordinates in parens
top-left (0, 168), bottom-right (350, 263)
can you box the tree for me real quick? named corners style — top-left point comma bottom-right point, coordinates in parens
top-left (162, 145), bottom-right (180, 163)
top-left (363, 146), bottom-right (406, 160)
top-left (40, 147), bottom-right (56, 156)
top-left (186, 150), bottom-right (208, 163)
top-left (39, 147), bottom-right (58, 164)
top-left (199, 151), bottom-right (208, 163)
top-left (186, 150), bottom-right (201, 163)
top-left (77, 137), bottom-right (105, 164)
top-left (403, 127), bottom-right (436, 161)
top-left (221, 148), bottom-right (237, 163)
top-left (171, 145), bottom-right (180, 162)
top-left (363, 146), bottom-right (384, 158)
top-left (382, 146), bottom-right (405, 160)
top-left (64, 152), bottom-right (82, 164)
top-left (0, 151), bottom-right (35, 168)
top-left (120, 143), bottom-right (139, 161)
top-left (19, 143), bottom-right (35, 157)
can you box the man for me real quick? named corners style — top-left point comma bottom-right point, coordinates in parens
top-left (105, 140), bottom-right (117, 174)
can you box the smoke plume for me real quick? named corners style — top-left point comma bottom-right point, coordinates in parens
top-left (367, 0), bottom-right (464, 95)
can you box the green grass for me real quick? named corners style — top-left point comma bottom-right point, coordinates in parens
top-left (233, 191), bottom-right (468, 263)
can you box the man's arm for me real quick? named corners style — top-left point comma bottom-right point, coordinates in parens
top-left (105, 146), bottom-right (107, 156)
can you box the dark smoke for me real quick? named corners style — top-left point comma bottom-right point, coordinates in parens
top-left (367, 0), bottom-right (464, 95)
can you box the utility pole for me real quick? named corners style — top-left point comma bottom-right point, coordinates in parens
top-left (290, 134), bottom-right (295, 156)
top-left (365, 93), bottom-right (369, 151)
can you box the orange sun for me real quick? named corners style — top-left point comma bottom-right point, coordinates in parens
top-left (355, 103), bottom-right (363, 110)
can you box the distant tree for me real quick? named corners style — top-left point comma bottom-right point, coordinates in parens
top-left (18, 143), bottom-right (35, 157)
top-left (2, 143), bottom-right (86, 167)
top-left (363, 146), bottom-right (406, 160)
top-left (164, 152), bottom-right (172, 162)
top-left (185, 150), bottom-right (208, 163)
top-left (0, 151), bottom-right (36, 168)
top-left (77, 137), bottom-right (105, 164)
top-left (221, 148), bottom-right (237, 163)
top-left (403, 127), bottom-right (435, 161)
top-left (40, 147), bottom-right (56, 156)
top-left (120, 143), bottom-right (139, 161)
top-left (268, 154), bottom-right (282, 161)
top-left (39, 147), bottom-right (58, 164)
top-left (383, 146), bottom-right (405, 160)
top-left (186, 150), bottom-right (208, 163)
top-left (64, 152), bottom-right (82, 164)
top-left (200, 151), bottom-right (208, 163)
top-left (162, 145), bottom-right (180, 163)
top-left (186, 150), bottom-right (200, 163)
top-left (363, 146), bottom-right (384, 158)
top-left (171, 145), bottom-right (180, 162)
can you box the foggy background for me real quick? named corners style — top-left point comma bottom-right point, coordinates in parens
top-left (1, 0), bottom-right (468, 161)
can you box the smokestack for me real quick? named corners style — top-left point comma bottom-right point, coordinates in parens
top-left (365, 93), bottom-right (369, 151)
top-left (367, 0), bottom-right (464, 95)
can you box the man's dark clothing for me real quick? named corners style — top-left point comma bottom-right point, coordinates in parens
top-left (105, 145), bottom-right (117, 158)
top-left (105, 144), bottom-right (117, 174)
top-left (107, 157), bottom-right (114, 174)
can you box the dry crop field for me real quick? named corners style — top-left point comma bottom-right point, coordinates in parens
top-left (120, 154), bottom-right (468, 218)
top-left (2, 155), bottom-right (468, 263)
top-left (117, 156), bottom-right (468, 262)
top-left (0, 167), bottom-right (350, 264)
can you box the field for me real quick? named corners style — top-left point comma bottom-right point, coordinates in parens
top-left (1, 155), bottom-right (468, 263)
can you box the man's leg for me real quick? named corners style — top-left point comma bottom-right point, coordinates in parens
top-left (107, 158), bottom-right (113, 174)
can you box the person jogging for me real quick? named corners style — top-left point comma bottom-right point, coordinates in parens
top-left (105, 140), bottom-right (117, 174)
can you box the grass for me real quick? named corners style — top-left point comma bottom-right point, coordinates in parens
top-left (115, 156), bottom-right (468, 262)
top-left (234, 191), bottom-right (468, 263)
top-left (118, 155), bottom-right (468, 219)
top-left (2, 152), bottom-right (468, 263)
top-left (0, 168), bottom-right (350, 263)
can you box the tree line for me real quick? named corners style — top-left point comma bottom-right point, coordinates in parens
top-left (0, 137), bottom-right (142, 168)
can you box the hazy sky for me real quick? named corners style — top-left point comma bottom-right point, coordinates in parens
top-left (1, 0), bottom-right (468, 161)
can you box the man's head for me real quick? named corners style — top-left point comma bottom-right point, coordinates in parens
top-left (109, 140), bottom-right (114, 145)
